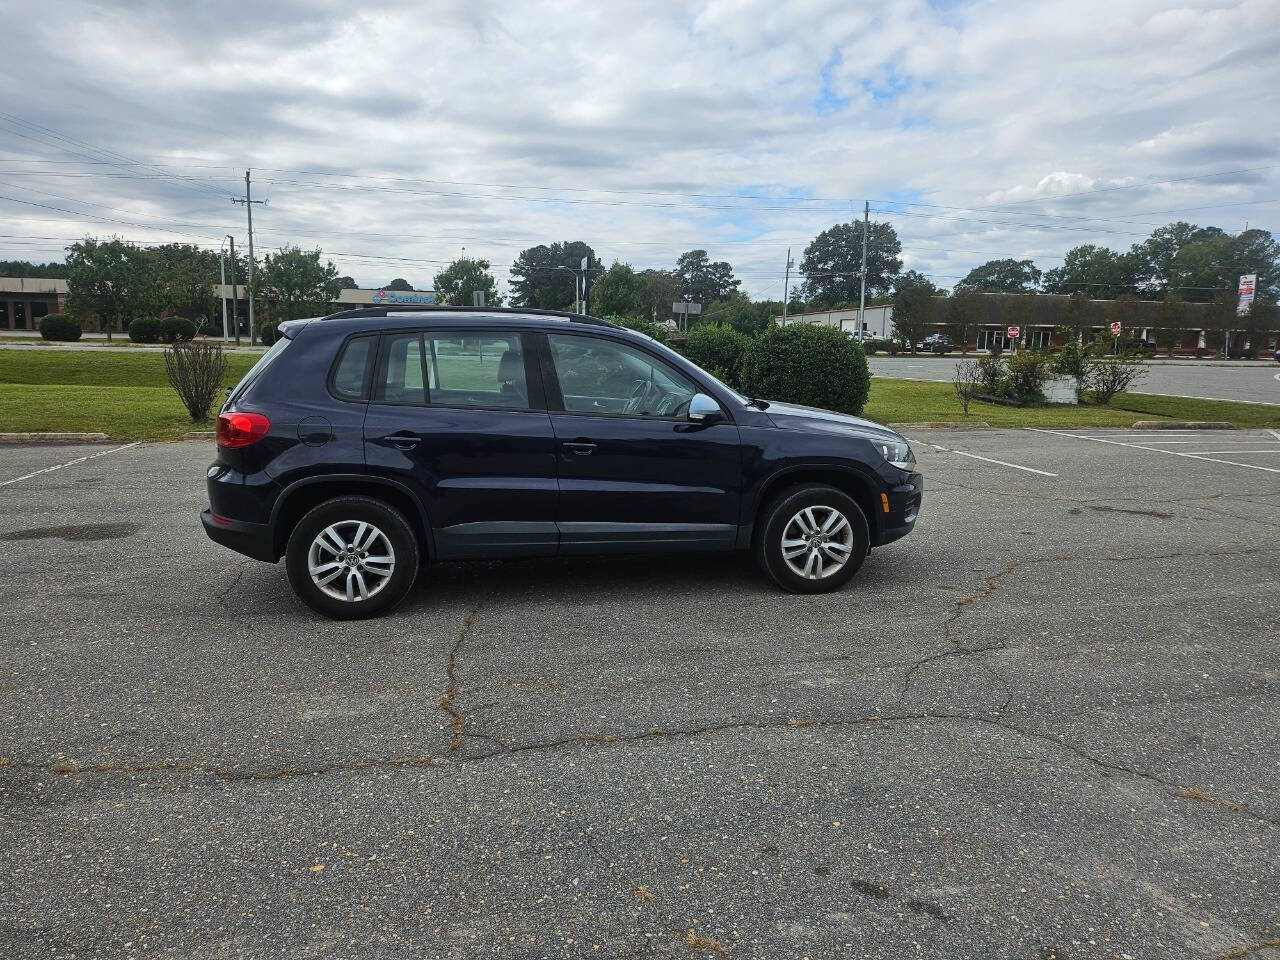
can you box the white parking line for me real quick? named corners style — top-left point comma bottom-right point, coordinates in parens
top-left (1133, 390), bottom-right (1280, 406)
top-left (906, 437), bottom-right (1058, 476)
top-left (1027, 428), bottom-right (1280, 475)
top-left (1269, 429), bottom-right (1280, 441)
top-left (0, 442), bottom-right (141, 487)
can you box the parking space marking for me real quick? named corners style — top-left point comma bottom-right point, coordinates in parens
top-left (1132, 390), bottom-right (1280, 406)
top-left (906, 437), bottom-right (1058, 476)
top-left (0, 442), bottom-right (142, 488)
top-left (1027, 428), bottom-right (1280, 475)
top-left (1269, 429), bottom-right (1280, 441)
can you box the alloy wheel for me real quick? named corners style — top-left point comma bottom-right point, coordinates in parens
top-left (780, 505), bottom-right (854, 580)
top-left (307, 520), bottom-right (396, 602)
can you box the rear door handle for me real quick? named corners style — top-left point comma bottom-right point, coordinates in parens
top-left (562, 441), bottom-right (596, 456)
top-left (383, 433), bottom-right (421, 450)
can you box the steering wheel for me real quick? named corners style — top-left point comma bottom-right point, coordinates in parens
top-left (623, 377), bottom-right (652, 414)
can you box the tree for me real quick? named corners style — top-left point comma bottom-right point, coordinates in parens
top-left (636, 268), bottom-right (679, 323)
top-left (945, 288), bottom-right (984, 353)
top-left (1057, 291), bottom-right (1094, 344)
top-left (433, 257), bottom-right (501, 306)
top-left (590, 261), bottom-right (645, 318)
top-left (259, 245), bottom-right (341, 323)
top-left (800, 219), bottom-right (902, 308)
top-left (953, 360), bottom-right (982, 415)
top-left (335, 275), bottom-right (356, 289)
top-left (891, 271), bottom-right (940, 353)
top-left (151, 243), bottom-right (217, 324)
top-left (703, 290), bottom-right (779, 334)
top-left (674, 249), bottom-right (739, 305)
top-left (1241, 295), bottom-right (1278, 358)
top-left (1153, 293), bottom-right (1188, 356)
top-left (509, 241), bottom-right (596, 309)
top-left (385, 278), bottom-right (414, 291)
top-left (1042, 245), bottom-right (1137, 299)
top-left (1200, 292), bottom-right (1235, 355)
top-left (65, 237), bottom-right (161, 340)
top-left (958, 258), bottom-right (1041, 293)
top-left (1126, 222), bottom-right (1279, 302)
top-left (0, 259), bottom-right (70, 279)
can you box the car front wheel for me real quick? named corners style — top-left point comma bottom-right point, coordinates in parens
top-left (754, 485), bottom-right (870, 594)
top-left (285, 496), bottom-right (419, 619)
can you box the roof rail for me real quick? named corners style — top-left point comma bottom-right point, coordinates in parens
top-left (321, 304), bottom-right (617, 327)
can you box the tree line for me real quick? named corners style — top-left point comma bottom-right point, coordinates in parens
top-left (4, 216), bottom-right (1275, 343)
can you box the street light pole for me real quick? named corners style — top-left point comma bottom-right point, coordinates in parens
top-left (228, 235), bottom-right (240, 348)
top-left (858, 201), bottom-right (869, 337)
top-left (782, 247), bottom-right (792, 325)
top-left (218, 239), bottom-right (229, 342)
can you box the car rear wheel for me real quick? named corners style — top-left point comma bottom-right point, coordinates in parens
top-left (285, 496), bottom-right (419, 619)
top-left (754, 485), bottom-right (869, 594)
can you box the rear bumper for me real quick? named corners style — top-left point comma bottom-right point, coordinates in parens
top-left (201, 509), bottom-right (276, 563)
top-left (874, 472), bottom-right (922, 547)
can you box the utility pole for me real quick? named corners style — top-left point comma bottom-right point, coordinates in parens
top-left (231, 170), bottom-right (266, 345)
top-left (583, 254), bottom-right (592, 316)
top-left (218, 241), bottom-right (229, 342)
top-left (858, 201), bottom-right (869, 338)
top-left (782, 248), bottom-right (792, 324)
top-left (228, 235), bottom-right (240, 347)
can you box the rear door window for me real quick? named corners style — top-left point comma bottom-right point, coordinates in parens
top-left (373, 333), bottom-right (427, 404)
top-left (424, 332), bottom-right (530, 409)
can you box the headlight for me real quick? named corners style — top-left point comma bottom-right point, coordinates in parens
top-left (875, 439), bottom-right (916, 472)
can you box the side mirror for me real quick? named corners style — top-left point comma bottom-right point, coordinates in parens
top-left (688, 393), bottom-right (723, 423)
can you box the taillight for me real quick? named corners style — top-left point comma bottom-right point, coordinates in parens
top-left (217, 411), bottom-right (271, 448)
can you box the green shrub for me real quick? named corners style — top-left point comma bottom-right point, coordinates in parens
top-left (1052, 339), bottom-right (1091, 401)
top-left (740, 324), bottom-right (870, 414)
top-left (610, 315), bottom-right (671, 344)
top-left (38, 313), bottom-right (82, 341)
top-left (1004, 350), bottom-right (1052, 403)
top-left (128, 317), bottom-right (163, 343)
top-left (977, 355), bottom-right (1006, 395)
top-left (682, 324), bottom-right (750, 387)
top-left (259, 321), bottom-right (279, 346)
top-left (160, 316), bottom-right (197, 343)
top-left (864, 338), bottom-right (896, 356)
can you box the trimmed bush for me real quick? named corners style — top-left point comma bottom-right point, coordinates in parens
top-left (128, 316), bottom-right (163, 343)
top-left (977, 355), bottom-right (1006, 395)
top-left (864, 338), bottom-right (896, 356)
top-left (682, 324), bottom-right (750, 387)
top-left (160, 316), bottom-right (197, 343)
top-left (610, 315), bottom-right (671, 344)
top-left (740, 324), bottom-right (870, 414)
top-left (38, 313), bottom-right (82, 342)
top-left (259, 321), bottom-right (279, 346)
top-left (1004, 351), bottom-right (1052, 404)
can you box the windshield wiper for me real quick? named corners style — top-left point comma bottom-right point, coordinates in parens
top-left (744, 397), bottom-right (770, 410)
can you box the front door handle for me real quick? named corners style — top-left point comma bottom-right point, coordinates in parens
top-left (562, 441), bottom-right (596, 456)
top-left (383, 433), bottom-right (421, 450)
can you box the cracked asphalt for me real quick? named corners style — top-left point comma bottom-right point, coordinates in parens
top-left (1, 430), bottom-right (1277, 959)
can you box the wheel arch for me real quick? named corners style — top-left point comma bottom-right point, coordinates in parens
top-left (745, 464), bottom-right (880, 548)
top-left (270, 474), bottom-right (433, 562)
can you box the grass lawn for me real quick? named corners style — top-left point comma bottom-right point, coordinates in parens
top-left (2, 348), bottom-right (1278, 441)
top-left (865, 378), bottom-right (1280, 428)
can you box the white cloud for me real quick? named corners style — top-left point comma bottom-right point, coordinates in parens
top-left (0, 0), bottom-right (1276, 296)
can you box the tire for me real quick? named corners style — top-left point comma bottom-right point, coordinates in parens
top-left (285, 496), bottom-right (419, 619)
top-left (753, 484), bottom-right (870, 594)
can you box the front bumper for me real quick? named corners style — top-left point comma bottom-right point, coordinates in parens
top-left (201, 508), bottom-right (276, 563)
top-left (874, 471), bottom-right (923, 547)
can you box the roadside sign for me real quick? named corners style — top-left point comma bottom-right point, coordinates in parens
top-left (1110, 321), bottom-right (1122, 335)
top-left (1238, 274), bottom-right (1256, 316)
top-left (1006, 326), bottom-right (1020, 339)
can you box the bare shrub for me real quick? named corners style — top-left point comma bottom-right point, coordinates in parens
top-left (1088, 354), bottom-right (1147, 405)
top-left (164, 340), bottom-right (229, 422)
top-left (953, 359), bottom-right (983, 415)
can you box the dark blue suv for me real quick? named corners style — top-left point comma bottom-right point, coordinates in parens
top-left (203, 307), bottom-right (922, 618)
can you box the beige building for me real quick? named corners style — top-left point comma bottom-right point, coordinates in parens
top-left (0, 277), bottom-right (67, 330)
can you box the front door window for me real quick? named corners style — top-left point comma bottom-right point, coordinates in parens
top-left (546, 333), bottom-right (696, 418)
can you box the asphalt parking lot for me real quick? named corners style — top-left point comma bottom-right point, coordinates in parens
top-left (868, 355), bottom-right (1280, 405)
top-left (1, 433), bottom-right (1277, 959)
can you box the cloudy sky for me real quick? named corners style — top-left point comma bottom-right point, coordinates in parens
top-left (1, 0), bottom-right (1277, 299)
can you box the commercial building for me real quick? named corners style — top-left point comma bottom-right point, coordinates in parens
top-left (776, 292), bottom-right (1260, 354)
top-left (0, 277), bottom-right (67, 330)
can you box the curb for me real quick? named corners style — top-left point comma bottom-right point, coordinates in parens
top-left (1130, 420), bottom-right (1237, 430)
top-left (0, 432), bottom-right (109, 443)
top-left (184, 431), bottom-right (216, 440)
top-left (890, 421), bottom-right (992, 429)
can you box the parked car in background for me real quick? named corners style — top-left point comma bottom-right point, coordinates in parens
top-left (918, 333), bottom-right (954, 354)
top-left (1273, 346), bottom-right (1280, 364)
top-left (1126, 337), bottom-right (1158, 354)
top-left (203, 307), bottom-right (923, 619)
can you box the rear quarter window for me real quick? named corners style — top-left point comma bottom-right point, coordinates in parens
top-left (227, 335), bottom-right (291, 403)
top-left (330, 335), bottom-right (376, 401)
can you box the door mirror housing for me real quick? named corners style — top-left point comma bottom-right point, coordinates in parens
top-left (688, 393), bottom-right (723, 423)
